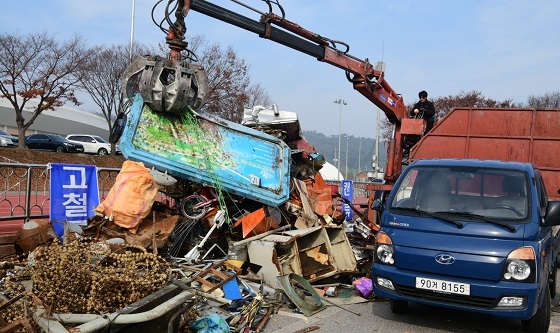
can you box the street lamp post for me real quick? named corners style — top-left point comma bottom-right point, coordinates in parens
top-left (358, 138), bottom-right (362, 172)
top-left (375, 108), bottom-right (380, 174)
top-left (333, 146), bottom-right (338, 173)
top-left (333, 99), bottom-right (346, 180)
top-left (129, 0), bottom-right (136, 63)
top-left (345, 135), bottom-right (349, 179)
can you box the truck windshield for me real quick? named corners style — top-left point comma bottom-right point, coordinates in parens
top-left (389, 166), bottom-right (529, 221)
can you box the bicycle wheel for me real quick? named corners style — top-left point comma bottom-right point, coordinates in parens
top-left (180, 194), bottom-right (209, 220)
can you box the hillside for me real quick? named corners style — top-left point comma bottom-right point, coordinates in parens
top-left (303, 130), bottom-right (386, 172)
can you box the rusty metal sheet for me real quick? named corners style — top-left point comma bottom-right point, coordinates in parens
top-left (301, 244), bottom-right (334, 279)
top-left (401, 118), bottom-right (425, 136)
top-left (411, 108), bottom-right (560, 199)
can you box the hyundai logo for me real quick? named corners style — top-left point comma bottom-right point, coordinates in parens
top-left (435, 253), bottom-right (455, 265)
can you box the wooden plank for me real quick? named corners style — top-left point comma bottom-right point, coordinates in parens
top-left (186, 259), bottom-right (241, 292)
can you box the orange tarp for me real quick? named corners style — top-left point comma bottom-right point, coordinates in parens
top-left (95, 161), bottom-right (159, 234)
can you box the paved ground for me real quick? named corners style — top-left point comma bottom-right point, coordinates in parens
top-left (262, 275), bottom-right (560, 333)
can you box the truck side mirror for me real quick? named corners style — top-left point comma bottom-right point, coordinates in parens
top-left (371, 189), bottom-right (389, 212)
top-left (543, 201), bottom-right (560, 226)
top-left (371, 198), bottom-right (384, 211)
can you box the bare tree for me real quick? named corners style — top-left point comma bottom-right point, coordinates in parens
top-left (431, 90), bottom-right (518, 119)
top-left (526, 91), bottom-right (560, 108)
top-left (198, 44), bottom-right (250, 122)
top-left (180, 36), bottom-right (249, 122)
top-left (79, 43), bottom-right (152, 155)
top-left (0, 32), bottom-right (90, 148)
top-left (246, 83), bottom-right (273, 109)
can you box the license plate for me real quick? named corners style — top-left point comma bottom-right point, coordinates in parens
top-left (415, 277), bottom-right (470, 295)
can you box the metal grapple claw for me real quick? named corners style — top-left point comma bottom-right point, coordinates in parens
top-left (121, 55), bottom-right (209, 113)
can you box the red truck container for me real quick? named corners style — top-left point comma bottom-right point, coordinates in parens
top-left (409, 108), bottom-right (560, 200)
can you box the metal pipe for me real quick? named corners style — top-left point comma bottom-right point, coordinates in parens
top-left (51, 290), bottom-right (193, 332)
top-left (320, 296), bottom-right (361, 316)
top-left (33, 308), bottom-right (70, 333)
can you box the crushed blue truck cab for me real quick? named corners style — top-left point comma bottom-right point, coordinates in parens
top-left (372, 159), bottom-right (560, 333)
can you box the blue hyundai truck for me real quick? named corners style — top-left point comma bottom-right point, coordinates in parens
top-left (372, 159), bottom-right (560, 333)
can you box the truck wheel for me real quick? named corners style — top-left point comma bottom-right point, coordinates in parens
top-left (390, 300), bottom-right (408, 314)
top-left (522, 286), bottom-right (550, 333)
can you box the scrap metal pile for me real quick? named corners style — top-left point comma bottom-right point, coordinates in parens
top-left (0, 1), bottom-right (380, 331)
top-left (0, 97), bottom-right (378, 332)
top-left (0, 105), bottom-right (378, 331)
top-left (0, 160), bottom-right (376, 332)
top-left (0, 69), bottom-right (378, 330)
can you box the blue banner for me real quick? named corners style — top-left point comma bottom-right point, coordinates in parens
top-left (50, 164), bottom-right (99, 237)
top-left (342, 179), bottom-right (353, 221)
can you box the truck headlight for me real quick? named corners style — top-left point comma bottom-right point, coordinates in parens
top-left (502, 246), bottom-right (536, 282)
top-left (374, 232), bottom-right (395, 265)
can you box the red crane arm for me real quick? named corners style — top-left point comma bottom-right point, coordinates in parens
top-left (187, 0), bottom-right (407, 124)
top-left (181, 0), bottom-right (407, 181)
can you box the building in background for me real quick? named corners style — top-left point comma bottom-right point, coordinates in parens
top-left (0, 98), bottom-right (110, 140)
top-left (355, 171), bottom-right (368, 182)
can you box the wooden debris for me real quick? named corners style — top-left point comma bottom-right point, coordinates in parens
top-left (186, 259), bottom-right (240, 292)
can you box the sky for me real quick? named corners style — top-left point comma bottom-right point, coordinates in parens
top-left (3, 0), bottom-right (560, 139)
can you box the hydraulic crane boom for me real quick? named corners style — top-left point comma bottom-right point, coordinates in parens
top-left (123, 0), bottom-right (414, 182)
top-left (185, 0), bottom-right (409, 182)
top-left (189, 0), bottom-right (406, 123)
top-left (190, 0), bottom-right (406, 123)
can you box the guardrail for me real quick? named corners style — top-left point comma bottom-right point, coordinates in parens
top-left (0, 163), bottom-right (126, 223)
top-left (0, 162), bottom-right (374, 225)
top-left (325, 180), bottom-right (374, 202)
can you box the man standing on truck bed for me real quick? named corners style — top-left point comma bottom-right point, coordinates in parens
top-left (411, 90), bottom-right (436, 134)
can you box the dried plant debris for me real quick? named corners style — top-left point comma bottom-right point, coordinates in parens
top-left (0, 238), bottom-right (171, 329)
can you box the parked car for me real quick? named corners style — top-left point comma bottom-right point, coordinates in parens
top-left (0, 130), bottom-right (18, 147)
top-left (25, 134), bottom-right (84, 153)
top-left (65, 134), bottom-right (120, 156)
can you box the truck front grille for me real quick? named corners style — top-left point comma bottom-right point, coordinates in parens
top-left (397, 285), bottom-right (496, 309)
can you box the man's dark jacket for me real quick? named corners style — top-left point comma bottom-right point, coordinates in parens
top-left (410, 100), bottom-right (436, 119)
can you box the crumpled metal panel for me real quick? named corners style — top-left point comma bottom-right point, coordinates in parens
top-left (119, 94), bottom-right (291, 206)
top-left (411, 108), bottom-right (560, 199)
